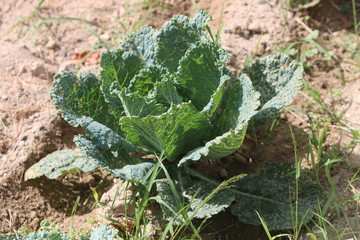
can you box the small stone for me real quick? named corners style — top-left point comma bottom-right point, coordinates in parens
top-left (21, 66), bottom-right (28, 73)
top-left (31, 62), bottom-right (47, 79)
top-left (100, 33), bottom-right (111, 41)
top-left (81, 175), bottom-right (96, 186)
top-left (242, 30), bottom-right (251, 39)
top-left (6, 65), bottom-right (14, 72)
top-left (29, 211), bottom-right (37, 219)
top-left (46, 39), bottom-right (59, 50)
top-left (1, 95), bottom-right (8, 101)
top-left (220, 169), bottom-right (228, 178)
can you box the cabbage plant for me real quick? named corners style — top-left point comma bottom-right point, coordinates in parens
top-left (26, 12), bottom-right (324, 230)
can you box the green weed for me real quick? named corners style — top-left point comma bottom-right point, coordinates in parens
top-left (6, 0), bottom-right (88, 42)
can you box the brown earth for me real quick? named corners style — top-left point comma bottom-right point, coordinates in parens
top-left (0, 0), bottom-right (359, 239)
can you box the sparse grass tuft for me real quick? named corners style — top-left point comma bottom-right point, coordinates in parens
top-left (6, 0), bottom-right (89, 43)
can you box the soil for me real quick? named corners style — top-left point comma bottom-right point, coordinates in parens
top-left (0, 0), bottom-right (359, 239)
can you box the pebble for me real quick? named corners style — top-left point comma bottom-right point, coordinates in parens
top-left (100, 33), bottom-right (111, 41)
top-left (6, 65), bottom-right (14, 72)
top-left (29, 211), bottom-right (37, 219)
top-left (31, 62), bottom-right (47, 79)
top-left (46, 39), bottom-right (59, 50)
top-left (1, 95), bottom-right (9, 101)
top-left (220, 169), bottom-right (228, 178)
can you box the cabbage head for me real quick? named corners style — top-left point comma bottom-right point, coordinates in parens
top-left (25, 11), bottom-right (302, 181)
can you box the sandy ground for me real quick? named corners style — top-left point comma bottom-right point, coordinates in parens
top-left (0, 0), bottom-right (359, 238)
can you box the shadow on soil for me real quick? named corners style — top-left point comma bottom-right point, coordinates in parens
top-left (309, 0), bottom-right (359, 32)
top-left (25, 173), bottom-right (112, 216)
top-left (199, 211), bottom-right (268, 240)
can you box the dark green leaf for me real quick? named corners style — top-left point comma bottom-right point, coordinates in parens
top-left (231, 162), bottom-right (324, 230)
top-left (74, 135), bottom-right (153, 182)
top-left (80, 118), bottom-right (133, 151)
